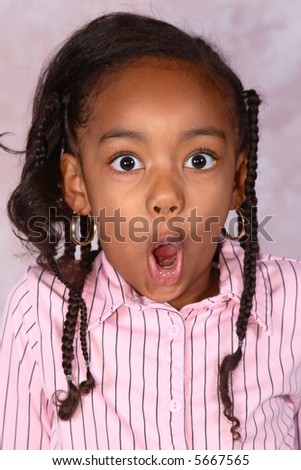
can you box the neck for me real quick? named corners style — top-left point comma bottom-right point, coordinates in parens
top-left (169, 266), bottom-right (220, 311)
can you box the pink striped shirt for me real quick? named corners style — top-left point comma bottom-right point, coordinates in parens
top-left (1, 239), bottom-right (301, 450)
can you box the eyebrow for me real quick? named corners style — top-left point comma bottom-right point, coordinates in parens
top-left (97, 126), bottom-right (226, 146)
top-left (98, 129), bottom-right (146, 146)
top-left (180, 127), bottom-right (226, 142)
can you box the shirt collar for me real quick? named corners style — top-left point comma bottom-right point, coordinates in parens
top-left (84, 239), bottom-right (272, 335)
top-left (83, 251), bottom-right (136, 326)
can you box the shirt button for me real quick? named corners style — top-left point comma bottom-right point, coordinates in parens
top-left (168, 324), bottom-right (181, 338)
top-left (169, 399), bottom-right (182, 413)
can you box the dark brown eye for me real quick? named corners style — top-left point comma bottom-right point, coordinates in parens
top-left (111, 154), bottom-right (143, 172)
top-left (184, 152), bottom-right (216, 170)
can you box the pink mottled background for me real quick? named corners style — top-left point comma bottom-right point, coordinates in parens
top-left (0, 0), bottom-right (300, 318)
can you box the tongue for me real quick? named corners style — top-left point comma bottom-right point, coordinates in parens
top-left (153, 244), bottom-right (177, 268)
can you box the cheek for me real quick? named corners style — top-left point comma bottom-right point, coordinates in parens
top-left (191, 182), bottom-right (233, 213)
top-left (186, 183), bottom-right (234, 235)
top-left (96, 211), bottom-right (146, 249)
top-left (86, 175), bottom-right (135, 212)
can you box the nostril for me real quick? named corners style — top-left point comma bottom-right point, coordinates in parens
top-left (153, 205), bottom-right (178, 214)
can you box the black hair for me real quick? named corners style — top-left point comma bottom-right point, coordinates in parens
top-left (4, 12), bottom-right (260, 438)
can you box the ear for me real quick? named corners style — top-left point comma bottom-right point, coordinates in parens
top-left (230, 151), bottom-right (247, 210)
top-left (60, 153), bottom-right (91, 214)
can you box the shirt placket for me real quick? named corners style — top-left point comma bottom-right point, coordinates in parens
top-left (165, 309), bottom-right (189, 449)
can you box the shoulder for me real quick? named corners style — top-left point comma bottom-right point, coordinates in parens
top-left (221, 238), bottom-right (301, 290)
top-left (3, 251), bottom-right (108, 329)
top-left (220, 240), bottom-right (301, 324)
top-left (256, 251), bottom-right (301, 293)
top-left (2, 263), bottom-right (70, 334)
top-left (255, 251), bottom-right (301, 338)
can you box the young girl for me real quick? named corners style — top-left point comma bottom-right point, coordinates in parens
top-left (0, 12), bottom-right (300, 451)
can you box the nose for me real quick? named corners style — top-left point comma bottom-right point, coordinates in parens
top-left (146, 173), bottom-right (184, 216)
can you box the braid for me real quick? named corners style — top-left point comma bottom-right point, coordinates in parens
top-left (7, 92), bottom-right (67, 261)
top-left (60, 289), bottom-right (83, 419)
top-left (78, 244), bottom-right (96, 395)
top-left (50, 244), bottom-right (99, 420)
top-left (26, 93), bottom-right (62, 172)
top-left (33, 106), bottom-right (52, 170)
top-left (237, 90), bottom-right (260, 338)
top-left (219, 89), bottom-right (261, 441)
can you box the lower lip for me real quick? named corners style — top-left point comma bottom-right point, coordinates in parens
top-left (148, 244), bottom-right (183, 286)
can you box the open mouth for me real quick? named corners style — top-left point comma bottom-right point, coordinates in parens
top-left (153, 243), bottom-right (178, 268)
top-left (148, 241), bottom-right (183, 285)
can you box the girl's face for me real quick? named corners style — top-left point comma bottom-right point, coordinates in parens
top-left (61, 58), bottom-right (246, 310)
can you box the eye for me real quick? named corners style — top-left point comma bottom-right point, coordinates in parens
top-left (184, 151), bottom-right (216, 170)
top-left (110, 153), bottom-right (143, 172)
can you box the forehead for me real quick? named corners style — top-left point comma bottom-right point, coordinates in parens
top-left (83, 58), bottom-right (237, 142)
top-left (92, 57), bottom-right (229, 104)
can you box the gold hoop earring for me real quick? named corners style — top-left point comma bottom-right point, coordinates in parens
top-left (222, 207), bottom-right (246, 241)
top-left (71, 213), bottom-right (97, 246)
